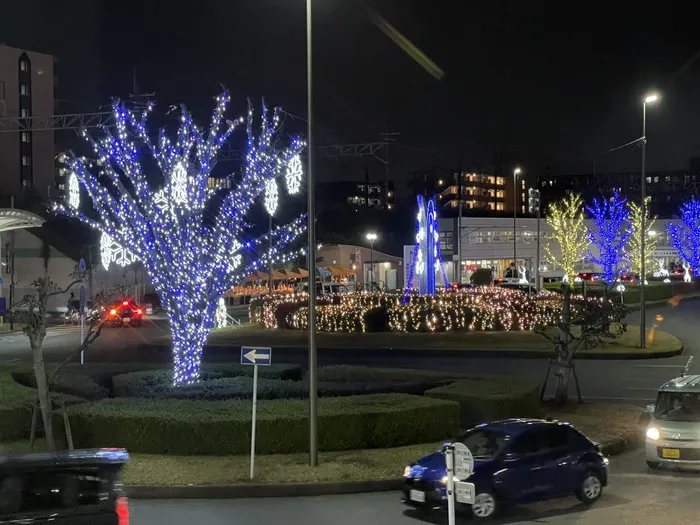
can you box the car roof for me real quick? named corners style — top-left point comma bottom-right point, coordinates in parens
top-left (660, 375), bottom-right (700, 392)
top-left (0, 448), bottom-right (129, 469)
top-left (477, 418), bottom-right (571, 435)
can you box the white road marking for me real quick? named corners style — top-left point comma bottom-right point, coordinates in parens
top-left (633, 364), bottom-right (689, 368)
top-left (1, 358), bottom-right (19, 363)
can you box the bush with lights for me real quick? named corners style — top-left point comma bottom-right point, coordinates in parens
top-left (252, 288), bottom-right (612, 334)
top-left (55, 93), bottom-right (306, 385)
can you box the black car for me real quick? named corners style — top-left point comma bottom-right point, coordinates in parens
top-left (0, 448), bottom-right (130, 525)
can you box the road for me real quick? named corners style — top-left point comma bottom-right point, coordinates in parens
top-left (0, 301), bottom-right (698, 405)
top-left (129, 448), bottom-right (700, 525)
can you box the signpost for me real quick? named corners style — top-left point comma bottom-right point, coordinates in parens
top-left (445, 442), bottom-right (475, 525)
top-left (241, 346), bottom-right (272, 480)
top-left (79, 281), bottom-right (86, 365)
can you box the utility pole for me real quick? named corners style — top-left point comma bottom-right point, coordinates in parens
top-left (456, 163), bottom-right (462, 284)
top-left (529, 188), bottom-right (541, 290)
top-left (9, 196), bottom-right (15, 330)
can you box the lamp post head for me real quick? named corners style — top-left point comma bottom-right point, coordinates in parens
top-left (644, 93), bottom-right (659, 104)
top-left (514, 167), bottom-right (522, 175)
top-left (366, 232), bottom-right (377, 242)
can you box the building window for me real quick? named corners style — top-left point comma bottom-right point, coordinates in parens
top-left (20, 60), bottom-right (28, 72)
top-left (521, 192), bottom-right (526, 201)
top-left (21, 131), bottom-right (30, 143)
top-left (521, 205), bottom-right (526, 214)
top-left (496, 203), bottom-right (504, 211)
top-left (21, 155), bottom-right (31, 166)
top-left (646, 176), bottom-right (651, 183)
top-left (521, 180), bottom-right (525, 189)
top-left (654, 176), bottom-right (659, 183)
top-left (20, 84), bottom-right (30, 96)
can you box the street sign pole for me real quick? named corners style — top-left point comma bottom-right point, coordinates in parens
top-left (445, 445), bottom-right (456, 525)
top-left (250, 363), bottom-right (258, 480)
top-left (79, 258), bottom-right (86, 365)
top-left (240, 346), bottom-right (272, 481)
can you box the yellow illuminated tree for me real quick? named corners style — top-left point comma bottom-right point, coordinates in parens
top-left (627, 198), bottom-right (657, 276)
top-left (544, 193), bottom-right (589, 283)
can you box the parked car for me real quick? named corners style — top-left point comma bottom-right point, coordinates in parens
top-left (0, 448), bottom-right (130, 525)
top-left (104, 299), bottom-right (143, 327)
top-left (645, 374), bottom-right (700, 469)
top-left (402, 419), bottom-right (608, 520)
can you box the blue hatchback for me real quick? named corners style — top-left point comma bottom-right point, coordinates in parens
top-left (402, 419), bottom-right (608, 520)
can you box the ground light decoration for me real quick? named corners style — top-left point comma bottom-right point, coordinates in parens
top-left (55, 92), bottom-right (306, 385)
top-left (667, 198), bottom-right (700, 281)
top-left (585, 190), bottom-right (631, 284)
top-left (405, 195), bottom-right (449, 296)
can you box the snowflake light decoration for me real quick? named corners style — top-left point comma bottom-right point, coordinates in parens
top-left (171, 162), bottom-right (188, 205)
top-left (68, 172), bottom-right (80, 209)
top-left (100, 232), bottom-right (114, 270)
top-left (285, 154), bottom-right (303, 194)
top-left (264, 178), bottom-right (279, 216)
top-left (100, 231), bottom-right (138, 270)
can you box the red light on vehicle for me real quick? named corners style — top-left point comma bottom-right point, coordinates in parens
top-left (136, 309), bottom-right (142, 314)
top-left (123, 301), bottom-right (129, 305)
top-left (110, 309), bottom-right (117, 315)
top-left (116, 496), bottom-right (129, 525)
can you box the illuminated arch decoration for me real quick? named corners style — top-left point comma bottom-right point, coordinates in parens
top-left (405, 195), bottom-right (449, 295)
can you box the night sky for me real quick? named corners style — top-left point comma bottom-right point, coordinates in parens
top-left (4, 0), bottom-right (700, 181)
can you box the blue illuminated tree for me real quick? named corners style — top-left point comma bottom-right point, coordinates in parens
top-left (585, 190), bottom-right (631, 284)
top-left (667, 198), bottom-right (700, 275)
top-left (55, 93), bottom-right (306, 385)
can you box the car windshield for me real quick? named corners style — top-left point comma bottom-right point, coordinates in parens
top-left (655, 391), bottom-right (700, 421)
top-left (456, 428), bottom-right (509, 460)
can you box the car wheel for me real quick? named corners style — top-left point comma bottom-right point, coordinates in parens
top-left (646, 461), bottom-right (661, 470)
top-left (576, 471), bottom-right (603, 504)
top-left (471, 491), bottom-right (497, 520)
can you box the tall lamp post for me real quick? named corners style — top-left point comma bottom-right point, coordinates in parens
top-left (366, 232), bottom-right (377, 290)
top-left (640, 93), bottom-right (659, 349)
top-left (306, 0), bottom-right (318, 467)
top-left (513, 167), bottom-right (522, 278)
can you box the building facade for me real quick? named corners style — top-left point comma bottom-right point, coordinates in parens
top-left (316, 243), bottom-right (403, 289)
top-left (0, 44), bottom-right (55, 201)
top-left (403, 216), bottom-right (682, 287)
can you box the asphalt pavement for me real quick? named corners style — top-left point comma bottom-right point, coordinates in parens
top-left (0, 300), bottom-right (698, 406)
top-left (129, 448), bottom-right (700, 525)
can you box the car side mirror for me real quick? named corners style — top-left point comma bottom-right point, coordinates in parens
top-left (646, 404), bottom-right (655, 415)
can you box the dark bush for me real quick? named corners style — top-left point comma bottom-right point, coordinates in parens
top-left (68, 394), bottom-right (460, 454)
top-left (470, 268), bottom-right (493, 285)
top-left (363, 306), bottom-right (389, 332)
top-left (315, 366), bottom-right (467, 384)
top-left (12, 370), bottom-right (109, 401)
top-left (425, 376), bottom-right (540, 429)
top-left (0, 367), bottom-right (36, 441)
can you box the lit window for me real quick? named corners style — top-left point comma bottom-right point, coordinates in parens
top-left (387, 204), bottom-right (392, 210)
top-left (488, 202), bottom-right (495, 210)
top-left (20, 84), bottom-right (29, 96)
top-left (654, 176), bottom-right (659, 183)
top-left (496, 177), bottom-right (505, 185)
top-left (487, 176), bottom-right (495, 184)
top-left (20, 108), bottom-right (28, 118)
top-left (646, 177), bottom-right (651, 183)
top-left (521, 206), bottom-right (526, 214)
top-left (521, 180), bottom-right (525, 188)
top-left (20, 60), bottom-right (28, 72)
top-left (387, 192), bottom-right (392, 198)
top-left (496, 203), bottom-right (504, 211)
top-left (521, 192), bottom-right (525, 200)
top-left (20, 131), bottom-right (30, 143)
top-left (21, 155), bottom-right (31, 166)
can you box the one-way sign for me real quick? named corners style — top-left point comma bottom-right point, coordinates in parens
top-left (241, 346), bottom-right (272, 366)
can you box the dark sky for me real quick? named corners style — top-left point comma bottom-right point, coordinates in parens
top-left (4, 0), bottom-right (700, 181)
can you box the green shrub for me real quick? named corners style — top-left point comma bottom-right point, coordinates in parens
top-left (0, 366), bottom-right (38, 441)
top-left (470, 268), bottom-right (493, 286)
top-left (12, 369), bottom-right (109, 401)
top-left (425, 376), bottom-right (540, 429)
top-left (68, 394), bottom-right (459, 454)
top-left (315, 365), bottom-right (467, 384)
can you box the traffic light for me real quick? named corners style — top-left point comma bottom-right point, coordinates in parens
top-left (528, 188), bottom-right (540, 215)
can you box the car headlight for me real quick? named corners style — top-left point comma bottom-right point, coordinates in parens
top-left (647, 427), bottom-right (660, 441)
top-left (403, 466), bottom-right (411, 478)
top-left (440, 475), bottom-right (461, 485)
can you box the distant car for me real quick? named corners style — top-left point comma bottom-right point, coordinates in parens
top-left (494, 280), bottom-right (536, 294)
top-left (402, 419), bottom-right (608, 520)
top-left (645, 375), bottom-right (700, 469)
top-left (575, 272), bottom-right (603, 283)
top-left (104, 300), bottom-right (143, 327)
top-left (0, 448), bottom-right (130, 525)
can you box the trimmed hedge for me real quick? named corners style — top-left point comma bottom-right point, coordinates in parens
top-left (67, 394), bottom-right (460, 454)
top-left (425, 376), bottom-right (540, 429)
top-left (0, 367), bottom-right (36, 441)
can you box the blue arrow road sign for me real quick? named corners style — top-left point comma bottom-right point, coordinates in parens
top-left (241, 347), bottom-right (272, 366)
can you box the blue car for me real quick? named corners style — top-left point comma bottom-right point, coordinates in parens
top-left (402, 419), bottom-right (609, 520)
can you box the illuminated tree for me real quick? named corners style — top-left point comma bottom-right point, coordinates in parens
top-left (585, 191), bottom-right (631, 284)
top-left (55, 93), bottom-right (306, 385)
top-left (544, 193), bottom-right (589, 283)
top-left (667, 198), bottom-right (700, 276)
top-left (627, 198), bottom-right (657, 276)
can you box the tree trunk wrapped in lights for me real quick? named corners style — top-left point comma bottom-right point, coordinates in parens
top-left (543, 193), bottom-right (589, 283)
top-left (628, 197), bottom-right (657, 277)
top-left (585, 190), bottom-right (631, 284)
top-left (666, 198), bottom-right (700, 279)
top-left (55, 93), bottom-right (306, 385)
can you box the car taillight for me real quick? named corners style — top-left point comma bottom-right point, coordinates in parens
top-left (116, 496), bottom-right (129, 525)
top-left (110, 309), bottom-right (117, 315)
top-left (136, 309), bottom-right (142, 314)
top-left (123, 301), bottom-right (129, 306)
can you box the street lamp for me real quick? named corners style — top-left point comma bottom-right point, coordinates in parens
top-left (640, 92), bottom-right (659, 348)
top-left (513, 167), bottom-right (522, 279)
top-left (366, 232), bottom-right (377, 290)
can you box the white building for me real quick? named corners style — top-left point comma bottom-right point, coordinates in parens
top-left (403, 217), bottom-right (681, 287)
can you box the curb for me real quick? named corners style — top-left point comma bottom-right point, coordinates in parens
top-left (126, 478), bottom-right (402, 500)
